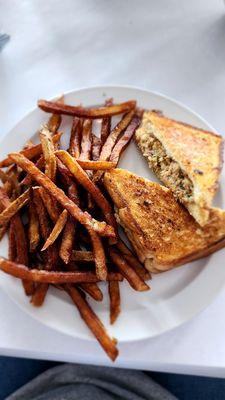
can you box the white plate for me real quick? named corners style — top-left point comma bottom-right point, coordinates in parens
top-left (0, 85), bottom-right (224, 344)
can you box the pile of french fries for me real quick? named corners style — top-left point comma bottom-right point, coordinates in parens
top-left (0, 96), bottom-right (151, 361)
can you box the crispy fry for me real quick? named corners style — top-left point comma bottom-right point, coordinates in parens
top-left (79, 283), bottom-right (103, 301)
top-left (92, 134), bottom-right (101, 161)
top-left (8, 222), bottom-right (16, 261)
top-left (69, 117), bottom-right (82, 158)
top-left (101, 118), bottom-right (111, 145)
top-left (79, 119), bottom-right (92, 160)
top-left (47, 95), bottom-right (64, 134)
top-left (38, 99), bottom-right (136, 119)
top-left (28, 202), bottom-right (40, 252)
top-left (109, 248), bottom-right (150, 292)
top-left (9, 153), bottom-right (114, 237)
top-left (87, 226), bottom-right (107, 280)
top-left (0, 132), bottom-right (62, 168)
top-left (109, 281), bottom-right (121, 324)
top-left (0, 258), bottom-right (123, 283)
top-left (64, 284), bottom-right (118, 361)
top-left (56, 158), bottom-right (74, 186)
top-left (94, 110), bottom-right (135, 182)
top-left (59, 184), bottom-right (78, 263)
top-left (40, 125), bottom-right (57, 181)
top-left (38, 187), bottom-right (60, 223)
top-left (0, 189), bottom-right (30, 228)
top-left (76, 160), bottom-right (116, 170)
top-left (42, 209), bottom-right (68, 251)
top-left (71, 250), bottom-right (94, 262)
top-left (0, 169), bottom-right (19, 195)
top-left (110, 116), bottom-right (140, 164)
top-left (116, 239), bottom-right (151, 281)
top-left (56, 150), bottom-right (117, 232)
top-left (21, 156), bottom-right (45, 186)
top-left (31, 283), bottom-right (49, 307)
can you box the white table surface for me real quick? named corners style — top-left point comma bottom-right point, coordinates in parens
top-left (1, 0), bottom-right (225, 377)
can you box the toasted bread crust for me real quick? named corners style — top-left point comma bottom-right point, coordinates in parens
top-left (104, 169), bottom-right (225, 273)
top-left (135, 111), bottom-right (224, 225)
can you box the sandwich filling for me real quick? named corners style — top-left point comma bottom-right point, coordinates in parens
top-left (137, 130), bottom-right (194, 204)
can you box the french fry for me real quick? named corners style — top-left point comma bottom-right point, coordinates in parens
top-left (69, 117), bottom-right (82, 158)
top-left (101, 118), bottom-right (111, 146)
top-left (0, 258), bottom-right (123, 283)
top-left (79, 283), bottom-right (103, 301)
top-left (31, 283), bottom-right (49, 307)
top-left (38, 99), bottom-right (136, 119)
top-left (76, 160), bottom-right (116, 170)
top-left (108, 281), bottom-right (121, 324)
top-left (116, 239), bottom-right (151, 281)
top-left (92, 134), bottom-right (101, 161)
top-left (64, 284), bottom-right (118, 361)
top-left (8, 222), bottom-right (16, 261)
top-left (41, 209), bottom-right (68, 251)
top-left (0, 189), bottom-right (30, 228)
top-left (79, 119), bottom-right (92, 160)
top-left (47, 95), bottom-right (64, 134)
top-left (28, 202), bottom-right (40, 252)
top-left (109, 248), bottom-right (150, 292)
top-left (59, 183), bottom-right (78, 264)
top-left (40, 125), bottom-right (57, 181)
top-left (0, 169), bottom-right (20, 195)
top-left (56, 150), bottom-right (117, 233)
top-left (0, 188), bottom-right (34, 294)
top-left (0, 132), bottom-right (62, 168)
top-left (38, 187), bottom-right (60, 223)
top-left (71, 250), bottom-right (94, 262)
top-left (56, 158), bottom-right (74, 186)
top-left (110, 116), bottom-right (140, 164)
top-left (87, 226), bottom-right (107, 281)
top-left (21, 156), bottom-right (45, 186)
top-left (9, 153), bottom-right (114, 237)
top-left (93, 110), bottom-right (135, 182)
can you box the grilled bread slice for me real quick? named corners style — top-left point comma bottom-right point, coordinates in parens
top-left (135, 111), bottom-right (223, 226)
top-left (104, 169), bottom-right (225, 273)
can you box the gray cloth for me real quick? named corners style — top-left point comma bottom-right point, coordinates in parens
top-left (6, 363), bottom-right (177, 400)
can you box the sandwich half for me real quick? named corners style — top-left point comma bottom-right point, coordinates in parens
top-left (135, 111), bottom-right (223, 226)
top-left (104, 168), bottom-right (225, 273)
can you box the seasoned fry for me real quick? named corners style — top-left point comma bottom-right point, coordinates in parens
top-left (0, 132), bottom-right (62, 168)
top-left (21, 156), bottom-right (45, 186)
top-left (8, 222), bottom-right (16, 261)
top-left (31, 283), bottom-right (49, 307)
top-left (79, 119), bottom-right (92, 160)
top-left (56, 150), bottom-right (117, 232)
top-left (92, 134), bottom-right (101, 161)
top-left (28, 202), bottom-right (40, 252)
top-left (109, 248), bottom-right (150, 292)
top-left (64, 284), bottom-right (118, 361)
top-left (76, 160), bottom-right (116, 170)
top-left (38, 187), bottom-right (60, 223)
top-left (71, 250), bottom-right (94, 262)
top-left (87, 226), bottom-right (107, 281)
top-left (59, 183), bottom-right (78, 264)
top-left (0, 258), bottom-right (123, 283)
top-left (0, 169), bottom-right (19, 194)
top-left (110, 116), bottom-right (140, 164)
top-left (116, 239), bottom-right (151, 281)
top-left (79, 283), bottom-right (103, 301)
top-left (69, 117), bottom-right (82, 158)
top-left (42, 209), bottom-right (68, 251)
top-left (38, 99), bottom-right (136, 119)
top-left (9, 153), bottom-right (114, 237)
top-left (101, 118), bottom-right (111, 145)
top-left (40, 125), bottom-right (57, 181)
top-left (47, 95), bottom-right (64, 134)
top-left (93, 110), bottom-right (135, 182)
top-left (109, 281), bottom-right (121, 324)
top-left (0, 189), bottom-right (30, 228)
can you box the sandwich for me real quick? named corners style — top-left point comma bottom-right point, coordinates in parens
top-left (104, 168), bottom-right (225, 273)
top-left (135, 111), bottom-right (223, 226)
